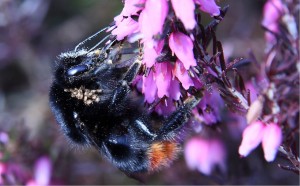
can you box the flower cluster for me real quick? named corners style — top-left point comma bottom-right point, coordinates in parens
top-left (110, 0), bottom-right (221, 115)
top-left (108, 0), bottom-right (299, 176)
top-left (238, 121), bottom-right (282, 162)
top-left (242, 0), bottom-right (299, 172)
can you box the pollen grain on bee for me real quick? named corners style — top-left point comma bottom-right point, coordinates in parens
top-left (64, 86), bottom-right (101, 105)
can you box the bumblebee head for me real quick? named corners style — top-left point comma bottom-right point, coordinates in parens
top-left (53, 49), bottom-right (109, 88)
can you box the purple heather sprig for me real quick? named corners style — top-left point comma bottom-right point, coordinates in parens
top-left (240, 0), bottom-right (299, 172)
top-left (109, 0), bottom-right (251, 176)
top-left (108, 0), bottom-right (299, 177)
top-left (110, 0), bottom-right (222, 115)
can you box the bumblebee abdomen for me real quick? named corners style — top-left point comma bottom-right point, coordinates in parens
top-left (147, 141), bottom-right (181, 171)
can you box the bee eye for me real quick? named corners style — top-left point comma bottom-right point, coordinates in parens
top-left (67, 65), bottom-right (89, 76)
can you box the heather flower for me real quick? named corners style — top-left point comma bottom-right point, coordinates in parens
top-left (168, 77), bottom-right (181, 101)
top-left (184, 137), bottom-right (226, 175)
top-left (139, 0), bottom-right (168, 40)
top-left (155, 62), bottom-right (172, 98)
top-left (169, 32), bottom-right (197, 70)
top-left (114, 0), bottom-right (145, 23)
top-left (171, 0), bottom-right (196, 30)
top-left (112, 0), bottom-right (220, 40)
top-left (262, 0), bottom-right (284, 44)
top-left (143, 41), bottom-right (159, 68)
top-left (238, 121), bottom-right (265, 157)
top-left (142, 70), bottom-right (157, 103)
top-left (262, 123), bottom-right (282, 162)
top-left (173, 60), bottom-right (194, 90)
top-left (141, 70), bottom-right (183, 114)
top-left (239, 121), bottom-right (282, 162)
top-left (111, 17), bottom-right (139, 41)
top-left (195, 0), bottom-right (220, 16)
top-left (110, 0), bottom-right (221, 115)
top-left (26, 156), bottom-right (52, 186)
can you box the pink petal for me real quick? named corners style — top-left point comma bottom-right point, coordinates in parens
top-left (143, 44), bottom-right (157, 67)
top-left (142, 70), bottom-right (157, 103)
top-left (184, 138), bottom-right (226, 175)
top-left (169, 32), bottom-right (197, 70)
top-left (238, 121), bottom-right (265, 157)
top-left (174, 60), bottom-right (194, 89)
top-left (171, 0), bottom-right (196, 30)
top-left (114, 0), bottom-right (146, 25)
top-left (139, 0), bottom-right (168, 40)
top-left (262, 0), bottom-right (283, 27)
top-left (121, 0), bottom-right (145, 16)
top-left (112, 17), bottom-right (139, 40)
top-left (143, 39), bottom-right (164, 68)
top-left (34, 156), bottom-right (52, 186)
top-left (184, 138), bottom-right (209, 171)
top-left (169, 79), bottom-right (181, 101)
top-left (262, 123), bottom-right (282, 162)
top-left (155, 63), bottom-right (172, 98)
top-left (195, 0), bottom-right (220, 16)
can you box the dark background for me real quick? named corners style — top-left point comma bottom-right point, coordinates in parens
top-left (0, 0), bottom-right (298, 184)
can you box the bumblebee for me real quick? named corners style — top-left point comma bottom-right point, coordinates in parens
top-left (49, 31), bottom-right (200, 174)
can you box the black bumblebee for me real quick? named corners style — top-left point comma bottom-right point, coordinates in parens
top-left (49, 31), bottom-right (200, 174)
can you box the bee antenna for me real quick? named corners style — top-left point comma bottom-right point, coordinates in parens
top-left (74, 26), bottom-right (109, 51)
top-left (104, 38), bottom-right (117, 50)
top-left (87, 34), bottom-right (112, 53)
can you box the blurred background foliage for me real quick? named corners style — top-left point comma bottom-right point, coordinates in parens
top-left (0, 0), bottom-right (298, 185)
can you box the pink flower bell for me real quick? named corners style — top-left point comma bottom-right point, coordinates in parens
top-left (195, 0), bottom-right (220, 16)
top-left (112, 17), bottom-right (139, 40)
top-left (262, 0), bottom-right (284, 44)
top-left (171, 0), bottom-right (196, 30)
top-left (238, 121), bottom-right (265, 157)
top-left (26, 156), bottom-right (52, 186)
top-left (169, 32), bottom-right (197, 70)
top-left (262, 123), bottom-right (282, 162)
top-left (184, 137), bottom-right (226, 175)
top-left (139, 0), bottom-right (168, 40)
top-left (239, 121), bottom-right (282, 162)
top-left (174, 60), bottom-right (194, 90)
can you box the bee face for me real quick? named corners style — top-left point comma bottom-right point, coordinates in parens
top-left (49, 35), bottom-right (200, 174)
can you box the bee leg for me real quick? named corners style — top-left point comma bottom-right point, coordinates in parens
top-left (109, 59), bottom-right (142, 108)
top-left (156, 97), bottom-right (201, 140)
top-left (122, 58), bottom-right (142, 83)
